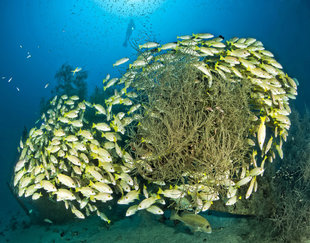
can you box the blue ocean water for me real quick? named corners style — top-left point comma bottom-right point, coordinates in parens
top-left (0, 0), bottom-right (309, 242)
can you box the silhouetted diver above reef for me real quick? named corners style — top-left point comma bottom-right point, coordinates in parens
top-left (123, 19), bottom-right (135, 47)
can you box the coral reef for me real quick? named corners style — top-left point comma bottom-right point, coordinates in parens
top-left (53, 64), bottom-right (88, 100)
top-left (121, 34), bottom-right (297, 213)
top-left (11, 33), bottom-right (298, 228)
top-left (40, 64), bottom-right (88, 115)
top-left (262, 109), bottom-right (310, 242)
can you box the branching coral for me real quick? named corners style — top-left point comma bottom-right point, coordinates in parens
top-left (130, 60), bottom-right (252, 192)
top-left (266, 110), bottom-right (310, 242)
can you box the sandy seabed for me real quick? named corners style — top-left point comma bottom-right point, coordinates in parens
top-left (0, 208), bottom-right (279, 243)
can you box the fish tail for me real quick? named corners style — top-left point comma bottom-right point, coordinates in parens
top-left (89, 180), bottom-right (94, 187)
top-left (157, 187), bottom-right (163, 194)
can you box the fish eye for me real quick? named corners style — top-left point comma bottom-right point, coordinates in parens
top-left (206, 225), bottom-right (210, 228)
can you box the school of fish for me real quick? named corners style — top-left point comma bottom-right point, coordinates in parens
top-left (110, 32), bottom-right (297, 210)
top-left (12, 32), bottom-right (297, 232)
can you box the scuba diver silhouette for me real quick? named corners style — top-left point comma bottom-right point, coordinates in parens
top-left (123, 19), bottom-right (135, 47)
